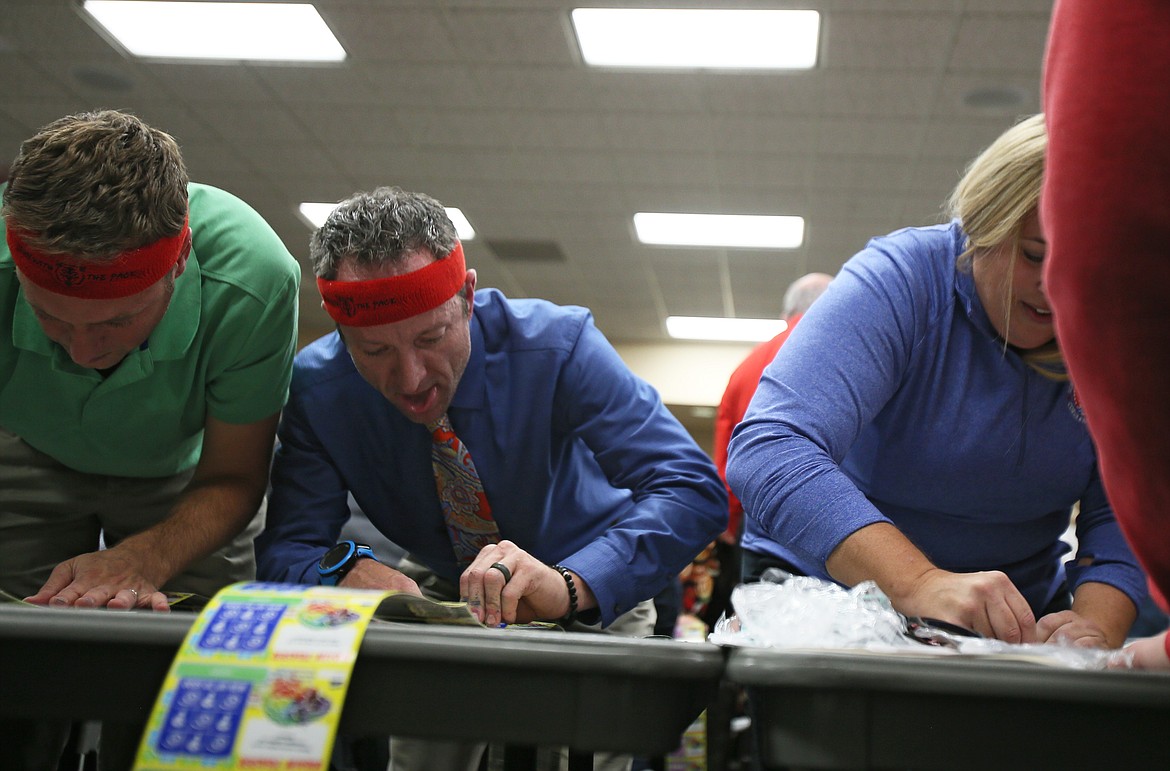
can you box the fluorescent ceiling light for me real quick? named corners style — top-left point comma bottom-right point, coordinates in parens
top-left (443, 209), bottom-right (477, 241)
top-left (571, 8), bottom-right (819, 70)
top-left (667, 316), bottom-right (788, 343)
top-left (298, 202), bottom-right (339, 229)
top-left (82, 1), bottom-right (346, 62)
top-left (634, 213), bottom-right (804, 249)
top-left (298, 202), bottom-right (477, 241)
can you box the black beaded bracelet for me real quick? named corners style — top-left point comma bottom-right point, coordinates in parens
top-left (552, 564), bottom-right (578, 626)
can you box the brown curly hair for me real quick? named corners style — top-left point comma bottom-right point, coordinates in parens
top-left (2, 110), bottom-right (188, 261)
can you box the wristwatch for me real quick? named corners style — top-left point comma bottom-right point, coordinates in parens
top-left (316, 540), bottom-right (378, 586)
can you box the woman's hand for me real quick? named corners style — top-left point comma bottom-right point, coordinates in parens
top-left (1118, 631), bottom-right (1170, 670)
top-left (1036, 610), bottom-right (1110, 649)
top-left (899, 568), bottom-right (1038, 644)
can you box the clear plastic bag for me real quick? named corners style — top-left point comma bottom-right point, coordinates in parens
top-left (710, 573), bottom-right (906, 650)
top-left (708, 570), bottom-right (1132, 670)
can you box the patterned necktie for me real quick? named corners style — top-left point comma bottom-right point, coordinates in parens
top-left (429, 413), bottom-right (500, 566)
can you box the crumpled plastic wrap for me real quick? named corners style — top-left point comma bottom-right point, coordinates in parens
top-left (708, 572), bottom-right (1133, 670)
top-left (710, 575), bottom-right (906, 650)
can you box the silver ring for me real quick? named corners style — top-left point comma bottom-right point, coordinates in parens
top-left (489, 562), bottom-right (512, 584)
top-left (128, 588), bottom-right (139, 602)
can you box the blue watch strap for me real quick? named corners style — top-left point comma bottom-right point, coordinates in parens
top-left (317, 541), bottom-right (378, 586)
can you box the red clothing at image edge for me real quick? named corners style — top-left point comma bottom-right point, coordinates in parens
top-left (713, 314), bottom-right (803, 540)
top-left (1042, 0), bottom-right (1170, 614)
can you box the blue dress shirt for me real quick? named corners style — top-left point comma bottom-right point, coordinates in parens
top-left (257, 289), bottom-right (727, 625)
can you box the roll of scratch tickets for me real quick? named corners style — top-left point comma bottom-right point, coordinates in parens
top-left (132, 582), bottom-right (392, 771)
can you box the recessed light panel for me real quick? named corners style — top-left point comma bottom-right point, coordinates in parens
top-left (666, 316), bottom-right (788, 343)
top-left (634, 213), bottom-right (804, 249)
top-left (572, 8), bottom-right (819, 70)
top-left (82, 1), bottom-right (346, 62)
top-left (298, 202), bottom-right (476, 241)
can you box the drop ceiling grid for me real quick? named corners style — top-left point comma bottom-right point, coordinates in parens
top-left (0, 0), bottom-right (1058, 344)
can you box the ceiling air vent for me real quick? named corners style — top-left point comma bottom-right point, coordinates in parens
top-left (485, 239), bottom-right (566, 262)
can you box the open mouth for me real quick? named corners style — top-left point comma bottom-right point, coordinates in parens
top-left (400, 385), bottom-right (438, 416)
top-left (1022, 302), bottom-right (1052, 322)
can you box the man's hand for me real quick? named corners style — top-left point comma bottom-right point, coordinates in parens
top-left (461, 540), bottom-right (595, 627)
top-left (338, 558), bottom-right (422, 595)
top-left (24, 548), bottom-right (170, 611)
top-left (897, 568), bottom-right (1038, 644)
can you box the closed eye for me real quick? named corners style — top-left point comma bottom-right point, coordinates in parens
top-left (416, 325), bottom-right (448, 347)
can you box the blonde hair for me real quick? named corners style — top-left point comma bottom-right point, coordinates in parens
top-left (947, 114), bottom-right (1063, 379)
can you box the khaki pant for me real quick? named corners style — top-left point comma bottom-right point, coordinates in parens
top-left (0, 426), bottom-right (264, 599)
top-left (0, 426), bottom-right (265, 771)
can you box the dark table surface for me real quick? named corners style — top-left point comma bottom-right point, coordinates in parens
top-left (725, 647), bottom-right (1170, 770)
top-left (0, 604), bottom-right (724, 755)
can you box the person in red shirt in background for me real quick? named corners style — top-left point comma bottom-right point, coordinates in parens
top-left (680, 272), bottom-right (832, 628)
top-left (1041, 0), bottom-right (1170, 668)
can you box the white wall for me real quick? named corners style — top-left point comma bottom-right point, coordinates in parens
top-left (614, 340), bottom-right (754, 407)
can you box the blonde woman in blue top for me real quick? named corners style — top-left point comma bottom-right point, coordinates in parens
top-left (729, 114), bottom-right (1143, 648)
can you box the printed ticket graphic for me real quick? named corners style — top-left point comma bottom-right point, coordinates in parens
top-left (133, 582), bottom-right (392, 771)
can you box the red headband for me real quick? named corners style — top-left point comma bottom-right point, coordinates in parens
top-left (317, 243), bottom-right (467, 327)
top-left (7, 217), bottom-right (190, 299)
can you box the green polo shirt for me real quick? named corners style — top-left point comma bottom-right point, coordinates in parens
top-left (0, 183), bottom-right (301, 478)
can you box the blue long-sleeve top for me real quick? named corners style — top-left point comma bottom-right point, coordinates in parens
top-left (729, 222), bottom-right (1145, 614)
top-left (257, 288), bottom-right (727, 626)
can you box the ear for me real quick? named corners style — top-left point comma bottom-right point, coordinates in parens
top-left (173, 228), bottom-right (193, 279)
top-left (463, 269), bottom-right (477, 316)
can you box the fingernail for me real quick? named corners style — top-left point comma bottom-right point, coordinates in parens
top-left (50, 597), bottom-right (67, 606)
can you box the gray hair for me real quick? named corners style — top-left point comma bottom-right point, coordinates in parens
top-left (310, 187), bottom-right (458, 279)
top-left (781, 272), bottom-right (833, 319)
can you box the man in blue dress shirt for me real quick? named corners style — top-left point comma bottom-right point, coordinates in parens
top-left (257, 186), bottom-right (726, 634)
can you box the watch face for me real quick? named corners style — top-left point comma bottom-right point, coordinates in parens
top-left (319, 542), bottom-right (355, 573)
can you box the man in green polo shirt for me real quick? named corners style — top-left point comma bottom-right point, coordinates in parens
top-left (0, 110), bottom-right (301, 766)
top-left (0, 110), bottom-right (300, 609)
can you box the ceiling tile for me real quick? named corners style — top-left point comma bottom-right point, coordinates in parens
top-left (821, 12), bottom-right (959, 71)
top-left (0, 0), bottom-right (1061, 345)
top-left (323, 7), bottom-right (458, 62)
top-left (444, 8), bottom-right (577, 65)
top-left (949, 14), bottom-right (1052, 73)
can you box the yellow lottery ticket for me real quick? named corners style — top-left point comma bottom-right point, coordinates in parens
top-left (133, 582), bottom-right (392, 771)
